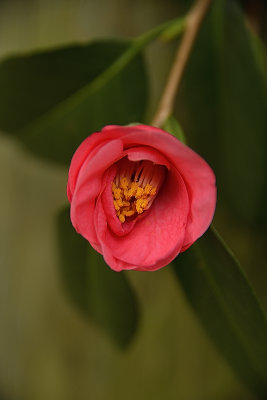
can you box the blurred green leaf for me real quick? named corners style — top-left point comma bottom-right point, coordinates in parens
top-left (160, 18), bottom-right (186, 42)
top-left (56, 207), bottom-right (139, 348)
top-left (176, 0), bottom-right (267, 226)
top-left (0, 40), bottom-right (148, 163)
top-left (173, 227), bottom-right (267, 397)
top-left (163, 115), bottom-right (187, 143)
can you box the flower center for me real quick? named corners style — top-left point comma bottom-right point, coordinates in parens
top-left (112, 158), bottom-right (165, 223)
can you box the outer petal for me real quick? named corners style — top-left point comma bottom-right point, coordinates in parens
top-left (101, 146), bottom-right (170, 238)
top-left (67, 124), bottom-right (216, 271)
top-left (67, 132), bottom-right (114, 201)
top-left (70, 139), bottom-right (123, 250)
top-left (93, 197), bottom-right (137, 271)
top-left (98, 125), bottom-right (216, 248)
top-left (95, 168), bottom-right (189, 271)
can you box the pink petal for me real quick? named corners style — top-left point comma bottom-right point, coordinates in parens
top-left (95, 167), bottom-right (189, 271)
top-left (70, 139), bottom-right (123, 250)
top-left (101, 146), bottom-right (170, 238)
top-left (67, 124), bottom-right (216, 271)
top-left (101, 165), bottom-right (137, 237)
top-left (93, 198), bottom-right (137, 271)
top-left (126, 146), bottom-right (171, 168)
top-left (67, 132), bottom-right (112, 201)
top-left (100, 125), bottom-right (216, 248)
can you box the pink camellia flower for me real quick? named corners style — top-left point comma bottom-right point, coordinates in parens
top-left (67, 125), bottom-right (216, 272)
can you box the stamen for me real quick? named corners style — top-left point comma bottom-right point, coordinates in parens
top-left (112, 158), bottom-right (165, 223)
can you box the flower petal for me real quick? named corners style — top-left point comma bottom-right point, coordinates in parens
top-left (126, 146), bottom-right (171, 169)
top-left (100, 125), bottom-right (216, 248)
top-left (95, 168), bottom-right (189, 271)
top-left (70, 139), bottom-right (123, 250)
top-left (67, 132), bottom-right (114, 201)
top-left (101, 165), bottom-right (137, 237)
top-left (67, 124), bottom-right (216, 271)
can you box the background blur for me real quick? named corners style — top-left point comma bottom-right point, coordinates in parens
top-left (0, 0), bottom-right (266, 399)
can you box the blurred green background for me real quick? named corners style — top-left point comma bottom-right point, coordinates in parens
top-left (0, 0), bottom-right (266, 399)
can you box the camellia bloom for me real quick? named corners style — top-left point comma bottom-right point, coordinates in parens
top-left (67, 125), bottom-right (216, 272)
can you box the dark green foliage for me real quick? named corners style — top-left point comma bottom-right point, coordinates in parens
top-left (176, 0), bottom-right (267, 226)
top-left (173, 228), bottom-right (267, 397)
top-left (0, 40), bottom-right (148, 163)
top-left (56, 207), bottom-right (139, 348)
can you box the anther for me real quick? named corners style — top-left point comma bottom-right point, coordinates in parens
top-left (112, 158), bottom-right (165, 223)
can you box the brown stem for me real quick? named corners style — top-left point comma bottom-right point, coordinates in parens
top-left (151, 0), bottom-right (213, 128)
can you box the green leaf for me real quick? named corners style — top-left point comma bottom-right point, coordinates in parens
top-left (160, 18), bottom-right (186, 42)
top-left (163, 115), bottom-right (187, 143)
top-left (173, 227), bottom-right (267, 397)
top-left (56, 207), bottom-right (139, 348)
top-left (0, 40), bottom-right (148, 163)
top-left (176, 0), bottom-right (267, 226)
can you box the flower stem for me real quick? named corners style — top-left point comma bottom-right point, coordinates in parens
top-left (84, 17), bottom-right (186, 100)
top-left (151, 0), bottom-right (213, 128)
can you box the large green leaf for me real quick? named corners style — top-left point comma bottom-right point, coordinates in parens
top-left (0, 40), bottom-right (148, 163)
top-left (56, 207), bottom-right (139, 348)
top-left (173, 228), bottom-right (267, 397)
top-left (176, 0), bottom-right (267, 226)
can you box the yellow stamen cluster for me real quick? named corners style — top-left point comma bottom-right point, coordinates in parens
top-left (112, 178), bottom-right (157, 223)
